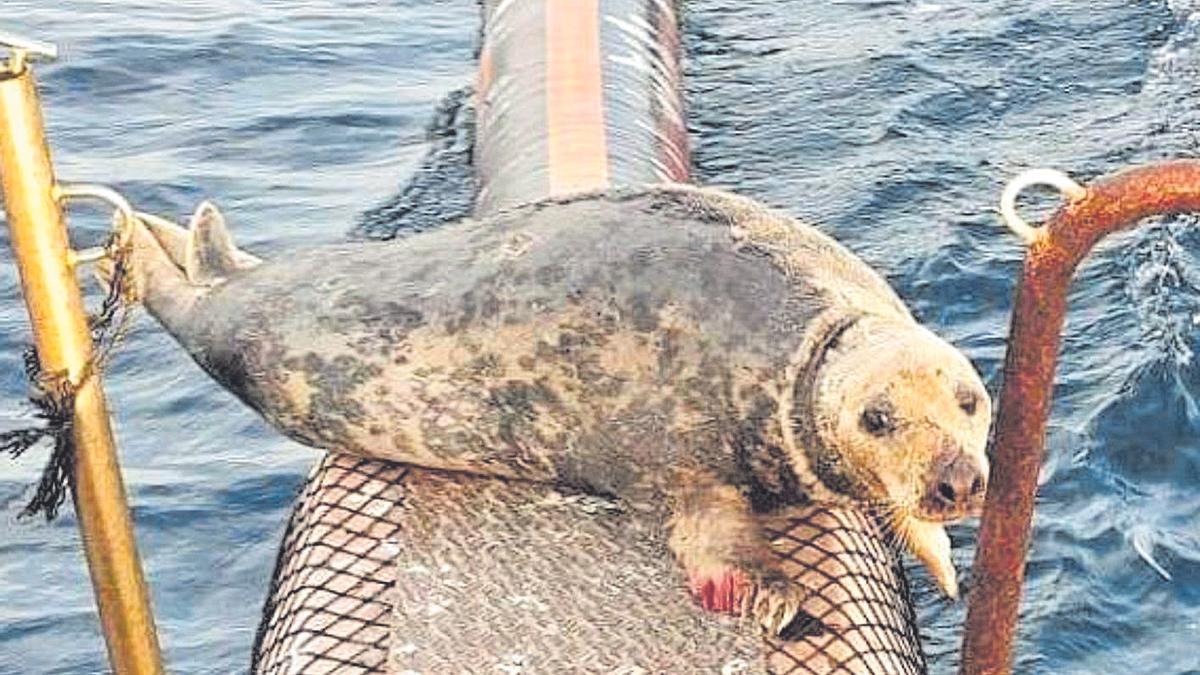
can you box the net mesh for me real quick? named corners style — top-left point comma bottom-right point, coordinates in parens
top-left (251, 454), bottom-right (408, 674)
top-left (252, 456), bottom-right (925, 674)
top-left (764, 510), bottom-right (924, 674)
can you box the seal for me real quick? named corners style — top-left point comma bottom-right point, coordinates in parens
top-left (106, 185), bottom-right (991, 634)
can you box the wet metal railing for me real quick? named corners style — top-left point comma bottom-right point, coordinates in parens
top-left (962, 160), bottom-right (1200, 674)
top-left (0, 37), bottom-right (163, 675)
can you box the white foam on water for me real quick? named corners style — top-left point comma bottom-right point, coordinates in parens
top-left (1118, 1), bottom-right (1200, 372)
top-left (1087, 0), bottom-right (1200, 586)
top-left (1128, 524), bottom-right (1173, 581)
top-left (1125, 219), bottom-right (1199, 370)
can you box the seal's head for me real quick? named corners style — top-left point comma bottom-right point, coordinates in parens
top-left (792, 314), bottom-right (991, 596)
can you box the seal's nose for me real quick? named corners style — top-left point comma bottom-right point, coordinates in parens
top-left (932, 455), bottom-right (986, 510)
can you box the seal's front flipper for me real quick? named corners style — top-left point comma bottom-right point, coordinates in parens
top-left (668, 472), bottom-right (807, 635)
top-left (182, 202), bottom-right (261, 285)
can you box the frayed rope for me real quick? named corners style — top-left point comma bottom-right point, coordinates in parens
top-left (1, 348), bottom-right (76, 520)
top-left (1, 239), bottom-right (132, 520)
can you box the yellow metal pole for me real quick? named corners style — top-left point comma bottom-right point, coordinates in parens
top-left (0, 49), bottom-right (164, 674)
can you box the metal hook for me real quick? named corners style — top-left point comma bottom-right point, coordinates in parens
top-left (53, 183), bottom-right (137, 266)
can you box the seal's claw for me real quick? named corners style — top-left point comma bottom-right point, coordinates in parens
top-left (683, 561), bottom-right (806, 636)
top-left (748, 572), bottom-right (807, 636)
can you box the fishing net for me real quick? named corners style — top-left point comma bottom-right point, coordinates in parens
top-left (251, 454), bottom-right (407, 674)
top-left (252, 454), bottom-right (925, 674)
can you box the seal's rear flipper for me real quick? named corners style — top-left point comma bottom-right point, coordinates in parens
top-left (93, 212), bottom-right (207, 330)
top-left (183, 202), bottom-right (261, 285)
top-left (95, 202), bottom-right (263, 332)
top-left (135, 202), bottom-right (262, 285)
top-left (136, 210), bottom-right (190, 265)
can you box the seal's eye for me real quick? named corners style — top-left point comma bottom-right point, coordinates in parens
top-left (957, 387), bottom-right (978, 416)
top-left (860, 407), bottom-right (896, 436)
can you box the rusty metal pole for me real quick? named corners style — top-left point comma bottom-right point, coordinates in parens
top-left (961, 160), bottom-right (1200, 674)
top-left (0, 46), bottom-right (164, 674)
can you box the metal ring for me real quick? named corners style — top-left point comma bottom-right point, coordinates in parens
top-left (53, 183), bottom-right (137, 265)
top-left (999, 168), bottom-right (1087, 245)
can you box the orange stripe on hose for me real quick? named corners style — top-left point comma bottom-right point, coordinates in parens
top-left (477, 42), bottom-right (494, 105)
top-left (545, 0), bottom-right (609, 195)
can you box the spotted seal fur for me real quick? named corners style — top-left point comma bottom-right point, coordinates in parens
top-left (107, 185), bottom-right (991, 634)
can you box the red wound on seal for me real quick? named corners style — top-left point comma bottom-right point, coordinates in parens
top-left (687, 568), bottom-right (748, 614)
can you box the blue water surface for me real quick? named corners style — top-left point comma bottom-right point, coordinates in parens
top-left (1, 1), bottom-right (1198, 673)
